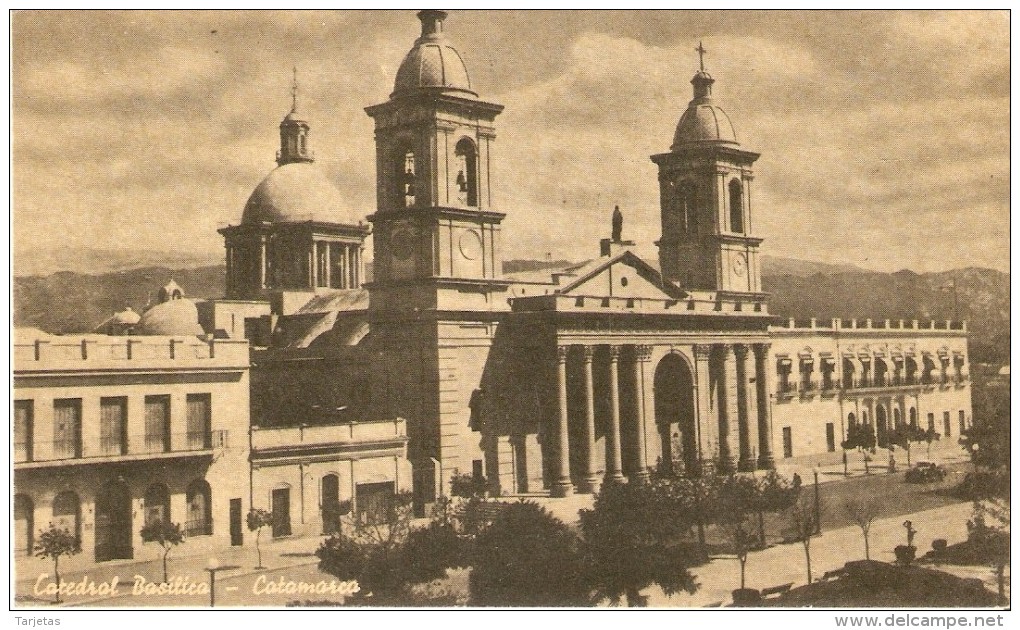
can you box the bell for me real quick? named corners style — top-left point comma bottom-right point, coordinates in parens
top-left (456, 170), bottom-right (468, 192)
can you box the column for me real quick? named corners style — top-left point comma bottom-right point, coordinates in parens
top-left (225, 245), bottom-right (233, 295)
top-left (631, 345), bottom-right (653, 483)
top-left (735, 344), bottom-right (755, 471)
top-left (579, 346), bottom-right (600, 494)
top-left (693, 344), bottom-right (716, 475)
top-left (753, 344), bottom-right (776, 469)
top-left (323, 242), bottom-right (331, 288)
top-left (339, 244), bottom-right (349, 289)
top-left (550, 345), bottom-right (574, 497)
top-left (348, 246), bottom-right (356, 288)
top-left (604, 346), bottom-right (625, 484)
top-left (259, 236), bottom-right (268, 289)
top-left (310, 241), bottom-right (318, 288)
top-left (717, 345), bottom-right (739, 472)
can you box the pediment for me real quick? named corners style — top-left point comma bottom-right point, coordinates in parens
top-left (556, 251), bottom-right (682, 300)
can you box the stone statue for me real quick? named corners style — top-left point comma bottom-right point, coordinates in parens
top-left (611, 205), bottom-right (623, 242)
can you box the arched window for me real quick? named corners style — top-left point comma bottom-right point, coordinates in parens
top-left (143, 483), bottom-right (170, 527)
top-left (455, 138), bottom-right (478, 207)
top-left (14, 494), bottom-right (33, 557)
top-left (186, 479), bottom-right (212, 536)
top-left (909, 407), bottom-right (918, 428)
top-left (53, 491), bottom-right (81, 541)
top-left (893, 407), bottom-right (903, 429)
top-left (847, 412), bottom-right (857, 428)
top-left (729, 178), bottom-right (744, 233)
top-left (395, 146), bottom-right (416, 208)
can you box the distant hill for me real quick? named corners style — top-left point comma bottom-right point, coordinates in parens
top-left (13, 257), bottom-right (1009, 365)
top-left (13, 247), bottom-right (222, 277)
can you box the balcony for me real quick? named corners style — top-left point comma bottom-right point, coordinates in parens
top-left (184, 519), bottom-right (213, 537)
top-left (776, 382), bottom-right (797, 400)
top-left (15, 430), bottom-right (228, 470)
top-left (799, 381), bottom-right (817, 398)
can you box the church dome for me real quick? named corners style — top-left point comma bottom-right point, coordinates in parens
top-left (242, 162), bottom-right (362, 226)
top-left (114, 307), bottom-right (141, 326)
top-left (392, 10), bottom-right (477, 98)
top-left (136, 298), bottom-right (205, 337)
top-left (671, 70), bottom-right (739, 150)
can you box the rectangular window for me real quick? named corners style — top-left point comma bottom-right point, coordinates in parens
top-left (826, 423), bottom-right (836, 452)
top-left (943, 411), bottom-right (951, 438)
top-left (782, 427), bottom-right (793, 458)
top-left (53, 399), bottom-right (82, 458)
top-left (959, 410), bottom-right (966, 435)
top-left (356, 482), bottom-right (396, 526)
top-left (187, 394), bottom-right (211, 449)
top-left (14, 400), bottom-right (33, 462)
top-left (145, 395), bottom-right (171, 453)
top-left (100, 397), bottom-right (128, 455)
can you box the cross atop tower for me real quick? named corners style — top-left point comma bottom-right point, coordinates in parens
top-left (695, 41), bottom-right (707, 71)
top-left (290, 66), bottom-right (299, 113)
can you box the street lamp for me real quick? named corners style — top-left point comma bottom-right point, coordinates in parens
top-left (813, 465), bottom-right (822, 536)
top-left (206, 557), bottom-right (220, 608)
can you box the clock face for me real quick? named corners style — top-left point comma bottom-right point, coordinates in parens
top-left (733, 253), bottom-right (747, 277)
top-left (390, 228), bottom-right (415, 261)
top-left (458, 230), bottom-right (482, 261)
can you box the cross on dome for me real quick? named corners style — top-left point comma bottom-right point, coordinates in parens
top-left (695, 41), bottom-right (707, 71)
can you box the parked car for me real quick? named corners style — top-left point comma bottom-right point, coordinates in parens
top-left (905, 461), bottom-right (947, 483)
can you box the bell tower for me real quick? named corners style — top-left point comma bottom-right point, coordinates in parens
top-left (365, 10), bottom-right (508, 311)
top-left (652, 44), bottom-right (765, 299)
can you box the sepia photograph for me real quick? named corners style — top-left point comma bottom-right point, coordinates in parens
top-left (8, 7), bottom-right (1011, 615)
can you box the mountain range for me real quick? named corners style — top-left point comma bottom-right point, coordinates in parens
top-left (13, 254), bottom-right (1009, 365)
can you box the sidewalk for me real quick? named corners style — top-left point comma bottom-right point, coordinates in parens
top-left (15, 531), bottom-right (326, 607)
top-left (643, 501), bottom-right (981, 607)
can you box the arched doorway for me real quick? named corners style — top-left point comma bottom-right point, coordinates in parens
top-left (909, 407), bottom-right (918, 428)
top-left (321, 474), bottom-right (341, 534)
top-left (14, 494), bottom-right (33, 557)
top-left (653, 353), bottom-right (696, 476)
top-left (95, 479), bottom-right (132, 562)
top-left (876, 405), bottom-right (889, 448)
top-left (186, 479), bottom-right (212, 537)
top-left (893, 407), bottom-right (903, 429)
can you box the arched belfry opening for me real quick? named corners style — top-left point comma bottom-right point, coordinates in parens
top-left (455, 137), bottom-right (478, 207)
top-left (397, 144), bottom-right (417, 208)
top-left (729, 178), bottom-right (744, 233)
top-left (653, 353), bottom-right (697, 476)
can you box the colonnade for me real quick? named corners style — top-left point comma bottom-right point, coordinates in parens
top-left (548, 341), bottom-right (775, 497)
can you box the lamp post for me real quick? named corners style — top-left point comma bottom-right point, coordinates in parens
top-left (206, 557), bottom-right (220, 608)
top-left (813, 465), bottom-right (821, 535)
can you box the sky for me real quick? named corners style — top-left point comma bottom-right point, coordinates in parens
top-left (10, 9), bottom-right (1011, 274)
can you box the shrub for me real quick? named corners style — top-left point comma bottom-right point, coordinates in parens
top-left (469, 500), bottom-right (587, 607)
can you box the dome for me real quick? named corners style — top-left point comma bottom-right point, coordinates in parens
top-left (136, 299), bottom-right (205, 337)
top-left (671, 102), bottom-right (737, 148)
top-left (670, 70), bottom-right (739, 150)
top-left (114, 307), bottom-right (141, 325)
top-left (392, 10), bottom-right (476, 98)
top-left (242, 162), bottom-right (362, 226)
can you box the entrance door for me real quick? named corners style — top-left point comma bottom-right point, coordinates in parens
top-left (782, 427), bottom-right (793, 458)
top-left (95, 480), bottom-right (133, 562)
top-left (229, 498), bottom-right (243, 546)
top-left (321, 475), bottom-right (341, 534)
top-left (271, 488), bottom-right (291, 537)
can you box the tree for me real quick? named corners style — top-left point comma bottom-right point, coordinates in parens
top-left (788, 494), bottom-right (821, 584)
top-left (470, 500), bottom-right (587, 606)
top-left (750, 470), bottom-right (800, 547)
top-left (579, 480), bottom-right (700, 607)
top-left (668, 475), bottom-right (720, 556)
top-left (844, 497), bottom-right (882, 560)
top-left (959, 387), bottom-right (1010, 471)
top-left (889, 423), bottom-right (927, 467)
top-left (842, 422), bottom-right (877, 474)
top-left (246, 508), bottom-right (273, 569)
top-left (923, 426), bottom-right (941, 460)
top-left (717, 475), bottom-right (759, 589)
top-left (140, 520), bottom-right (185, 584)
top-left (34, 523), bottom-right (82, 604)
top-left (967, 499), bottom-right (1010, 606)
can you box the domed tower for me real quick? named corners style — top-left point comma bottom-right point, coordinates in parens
top-left (652, 46), bottom-right (765, 299)
top-left (220, 71), bottom-right (370, 304)
top-left (365, 10), bottom-right (507, 305)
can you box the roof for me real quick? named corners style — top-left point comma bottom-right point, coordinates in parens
top-left (392, 10), bottom-right (477, 99)
top-left (242, 162), bottom-right (363, 226)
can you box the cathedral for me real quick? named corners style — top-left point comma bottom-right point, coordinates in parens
top-left (14, 11), bottom-right (973, 567)
top-left (206, 10), bottom-right (971, 506)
